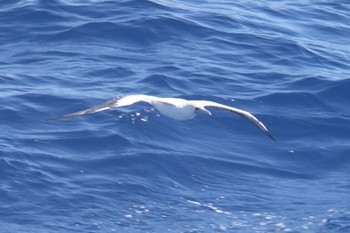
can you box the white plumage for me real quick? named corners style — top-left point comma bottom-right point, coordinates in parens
top-left (50, 95), bottom-right (275, 141)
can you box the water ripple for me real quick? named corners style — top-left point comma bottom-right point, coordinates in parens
top-left (1, 0), bottom-right (350, 232)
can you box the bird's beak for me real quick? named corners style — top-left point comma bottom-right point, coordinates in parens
top-left (203, 108), bottom-right (212, 116)
top-left (196, 107), bottom-right (211, 116)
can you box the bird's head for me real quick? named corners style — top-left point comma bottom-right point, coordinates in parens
top-left (194, 106), bottom-right (212, 116)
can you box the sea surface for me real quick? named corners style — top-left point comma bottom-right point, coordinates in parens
top-left (1, 0), bottom-right (350, 232)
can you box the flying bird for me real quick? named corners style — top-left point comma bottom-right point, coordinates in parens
top-left (49, 95), bottom-right (275, 141)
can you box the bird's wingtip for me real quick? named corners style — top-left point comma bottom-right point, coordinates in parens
top-left (265, 130), bottom-right (277, 142)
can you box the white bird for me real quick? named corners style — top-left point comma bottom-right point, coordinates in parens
top-left (50, 94), bottom-right (275, 141)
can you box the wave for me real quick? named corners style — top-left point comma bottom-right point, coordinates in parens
top-left (318, 78), bottom-right (350, 104)
top-left (1, 0), bottom-right (350, 232)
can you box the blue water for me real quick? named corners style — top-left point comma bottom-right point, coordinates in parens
top-left (1, 0), bottom-right (350, 232)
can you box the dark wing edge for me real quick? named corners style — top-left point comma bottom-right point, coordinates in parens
top-left (47, 97), bottom-right (121, 120)
top-left (231, 110), bottom-right (276, 142)
top-left (200, 101), bottom-right (276, 142)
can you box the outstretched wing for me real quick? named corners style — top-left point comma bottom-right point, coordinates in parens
top-left (191, 100), bottom-right (276, 141)
top-left (48, 95), bottom-right (159, 120)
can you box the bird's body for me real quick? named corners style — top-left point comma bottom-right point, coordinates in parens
top-left (152, 98), bottom-right (197, 120)
top-left (50, 94), bottom-right (275, 141)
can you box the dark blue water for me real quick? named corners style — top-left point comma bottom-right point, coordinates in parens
top-left (1, 0), bottom-right (350, 232)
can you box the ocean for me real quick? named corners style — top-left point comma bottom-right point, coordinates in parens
top-left (1, 0), bottom-right (350, 232)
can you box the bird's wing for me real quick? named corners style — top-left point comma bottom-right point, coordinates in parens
top-left (49, 95), bottom-right (160, 120)
top-left (191, 100), bottom-right (276, 141)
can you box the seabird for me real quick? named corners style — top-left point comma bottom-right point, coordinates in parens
top-left (50, 95), bottom-right (275, 141)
